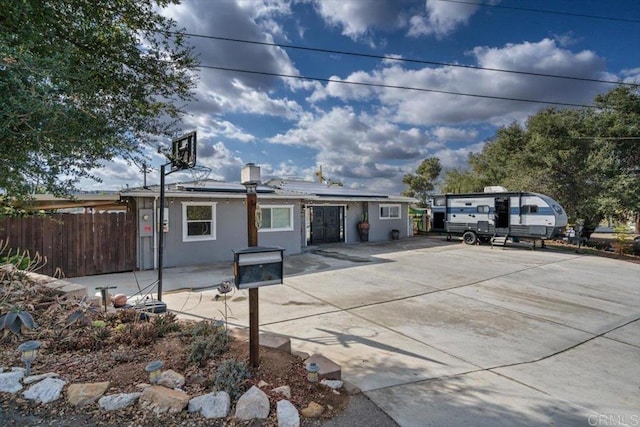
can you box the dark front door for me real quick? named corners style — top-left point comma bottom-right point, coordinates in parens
top-left (494, 197), bottom-right (510, 229)
top-left (311, 206), bottom-right (343, 244)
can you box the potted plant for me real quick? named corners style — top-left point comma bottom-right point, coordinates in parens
top-left (357, 214), bottom-right (369, 242)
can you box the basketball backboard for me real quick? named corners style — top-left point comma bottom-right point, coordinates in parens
top-left (171, 131), bottom-right (197, 171)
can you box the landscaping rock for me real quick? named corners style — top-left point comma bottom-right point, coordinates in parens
top-left (0, 370), bottom-right (24, 393)
top-left (300, 401), bottom-right (324, 418)
top-left (157, 369), bottom-right (185, 389)
top-left (67, 381), bottom-right (110, 406)
top-left (235, 385), bottom-right (270, 420)
top-left (277, 399), bottom-right (300, 427)
top-left (342, 380), bottom-right (361, 396)
top-left (272, 385), bottom-right (291, 399)
top-left (23, 377), bottom-right (66, 404)
top-left (98, 392), bottom-right (142, 411)
top-left (23, 372), bottom-right (59, 385)
top-left (188, 391), bottom-right (230, 419)
top-left (320, 379), bottom-right (343, 389)
top-left (139, 385), bottom-right (190, 414)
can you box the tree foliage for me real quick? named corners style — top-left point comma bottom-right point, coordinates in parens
top-left (442, 86), bottom-right (640, 230)
top-left (402, 157), bottom-right (442, 206)
top-left (0, 0), bottom-right (198, 197)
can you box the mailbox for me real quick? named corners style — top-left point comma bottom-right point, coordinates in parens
top-left (233, 247), bottom-right (284, 290)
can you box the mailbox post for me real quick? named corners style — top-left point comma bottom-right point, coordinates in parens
top-left (233, 246), bottom-right (284, 368)
top-left (241, 163), bottom-right (262, 367)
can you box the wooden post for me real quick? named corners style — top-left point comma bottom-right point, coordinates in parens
top-left (246, 188), bottom-right (260, 368)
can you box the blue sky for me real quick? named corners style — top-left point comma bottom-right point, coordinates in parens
top-left (86, 0), bottom-right (640, 194)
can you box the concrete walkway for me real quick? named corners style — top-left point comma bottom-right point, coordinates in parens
top-left (72, 237), bottom-right (640, 426)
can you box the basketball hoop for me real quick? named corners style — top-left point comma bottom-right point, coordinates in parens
top-left (188, 165), bottom-right (212, 185)
top-left (171, 131), bottom-right (197, 171)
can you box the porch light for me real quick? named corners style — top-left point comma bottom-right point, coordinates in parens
top-left (306, 362), bottom-right (319, 383)
top-left (145, 360), bottom-right (164, 384)
top-left (18, 340), bottom-right (41, 376)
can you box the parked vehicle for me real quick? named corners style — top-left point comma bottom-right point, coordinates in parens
top-left (430, 187), bottom-right (568, 246)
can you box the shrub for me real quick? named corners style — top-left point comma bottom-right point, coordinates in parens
top-left (188, 330), bottom-right (229, 366)
top-left (213, 359), bottom-right (251, 400)
top-left (151, 312), bottom-right (181, 337)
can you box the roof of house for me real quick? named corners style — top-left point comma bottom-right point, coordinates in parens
top-left (10, 179), bottom-right (416, 212)
top-left (122, 179), bottom-right (416, 203)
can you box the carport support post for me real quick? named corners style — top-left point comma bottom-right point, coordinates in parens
top-left (246, 182), bottom-right (260, 368)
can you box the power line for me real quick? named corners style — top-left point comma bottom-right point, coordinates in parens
top-left (197, 63), bottom-right (599, 109)
top-left (569, 137), bottom-right (640, 140)
top-left (436, 0), bottom-right (640, 24)
top-left (174, 31), bottom-right (633, 87)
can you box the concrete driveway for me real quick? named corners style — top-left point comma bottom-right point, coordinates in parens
top-left (73, 237), bottom-right (640, 426)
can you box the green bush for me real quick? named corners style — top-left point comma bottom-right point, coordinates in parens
top-left (213, 359), bottom-right (251, 400)
top-left (188, 330), bottom-right (229, 366)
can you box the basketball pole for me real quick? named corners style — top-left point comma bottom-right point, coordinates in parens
top-left (157, 131), bottom-right (197, 302)
top-left (157, 161), bottom-right (172, 302)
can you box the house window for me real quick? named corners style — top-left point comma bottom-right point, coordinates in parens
top-left (260, 205), bottom-right (294, 232)
top-left (182, 202), bottom-right (216, 241)
top-left (522, 205), bottom-right (539, 214)
top-left (379, 204), bottom-right (401, 220)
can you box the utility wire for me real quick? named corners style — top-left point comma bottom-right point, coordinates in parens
top-left (436, 0), bottom-right (640, 24)
top-left (197, 63), bottom-right (599, 109)
top-left (569, 136), bottom-right (640, 140)
top-left (174, 31), bottom-right (633, 87)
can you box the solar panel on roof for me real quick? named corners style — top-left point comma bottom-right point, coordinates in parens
top-left (275, 181), bottom-right (387, 198)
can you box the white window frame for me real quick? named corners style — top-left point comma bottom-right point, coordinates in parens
top-left (259, 205), bottom-right (294, 232)
top-left (379, 204), bottom-right (401, 220)
top-left (182, 202), bottom-right (217, 242)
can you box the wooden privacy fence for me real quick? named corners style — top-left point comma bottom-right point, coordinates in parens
top-left (0, 212), bottom-right (136, 278)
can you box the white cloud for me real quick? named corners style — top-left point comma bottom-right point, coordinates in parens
top-left (311, 0), bottom-right (413, 39)
top-left (309, 38), bottom-right (613, 126)
top-left (163, 0), bottom-right (303, 120)
top-left (621, 68), bottom-right (640, 84)
top-left (409, 0), bottom-right (481, 38)
top-left (432, 127), bottom-right (478, 141)
top-left (311, 0), bottom-right (485, 41)
top-left (269, 106), bottom-right (438, 190)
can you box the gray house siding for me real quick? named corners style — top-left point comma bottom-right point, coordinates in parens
top-left (128, 181), bottom-right (416, 271)
top-left (367, 202), bottom-right (409, 242)
top-left (135, 196), bottom-right (304, 270)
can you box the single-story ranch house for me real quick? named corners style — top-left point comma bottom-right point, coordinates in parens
top-left (122, 177), bottom-right (417, 270)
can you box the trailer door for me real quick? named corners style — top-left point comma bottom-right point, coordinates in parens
top-left (494, 197), bottom-right (510, 229)
top-left (476, 204), bottom-right (491, 233)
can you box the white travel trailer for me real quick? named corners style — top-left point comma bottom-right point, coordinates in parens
top-left (430, 187), bottom-right (568, 246)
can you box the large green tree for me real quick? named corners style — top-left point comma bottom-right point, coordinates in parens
top-left (0, 0), bottom-right (197, 197)
top-left (442, 86), bottom-right (640, 231)
top-left (402, 157), bottom-right (442, 206)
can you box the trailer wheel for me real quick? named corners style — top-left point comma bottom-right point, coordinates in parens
top-left (462, 231), bottom-right (477, 245)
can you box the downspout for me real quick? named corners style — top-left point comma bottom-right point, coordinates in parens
top-left (153, 196), bottom-right (158, 270)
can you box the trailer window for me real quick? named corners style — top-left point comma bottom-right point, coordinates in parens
top-left (477, 205), bottom-right (490, 213)
top-left (522, 205), bottom-right (538, 214)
